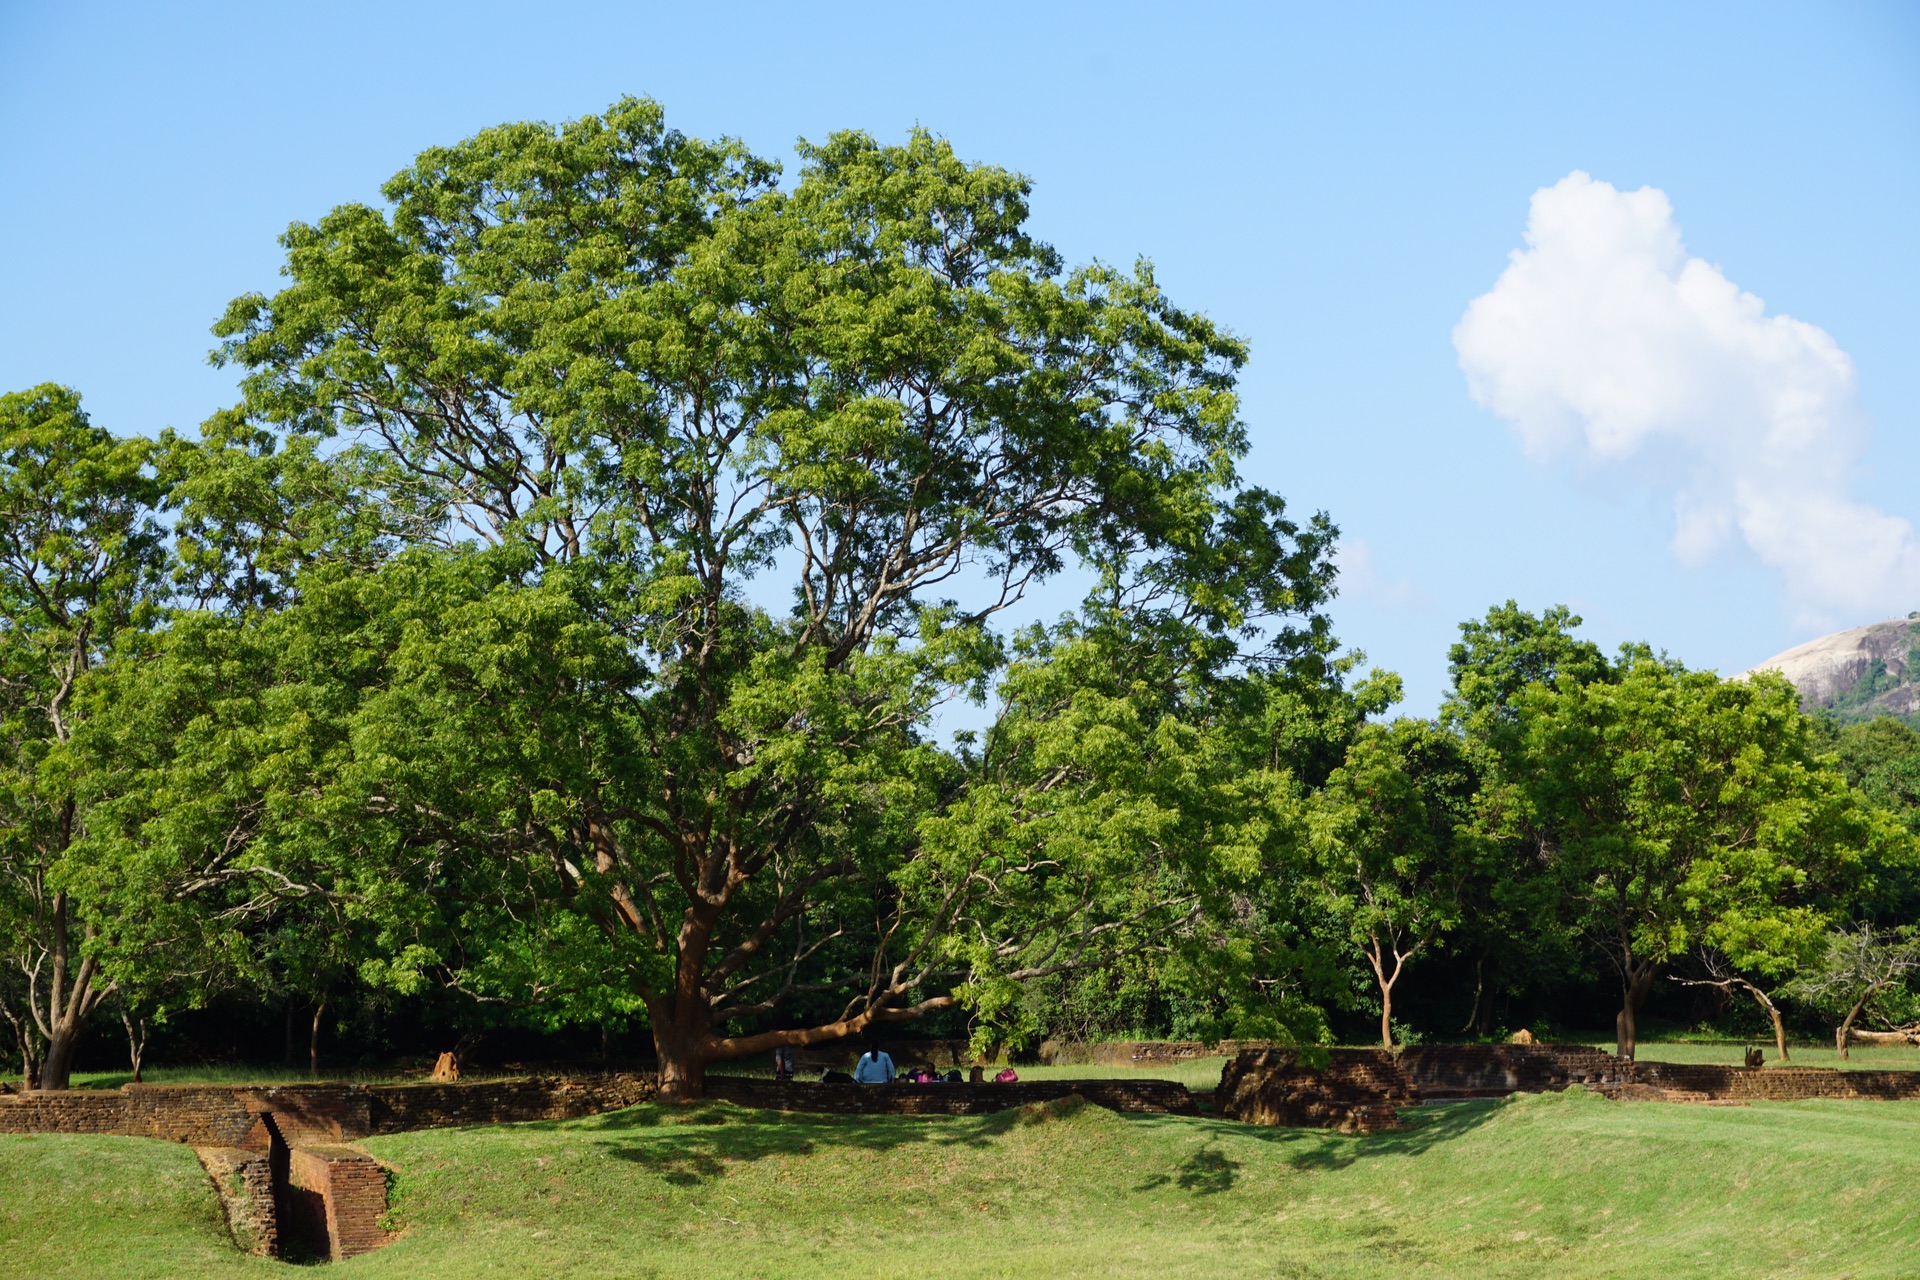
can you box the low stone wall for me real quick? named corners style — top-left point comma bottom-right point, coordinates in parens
top-left (0, 1088), bottom-right (126, 1135)
top-left (365, 1073), bottom-right (658, 1133)
top-left (707, 1077), bottom-right (1197, 1116)
top-left (1219, 1044), bottom-right (1920, 1131)
top-left (0, 1073), bottom-right (660, 1142)
top-left (1635, 1062), bottom-right (1920, 1102)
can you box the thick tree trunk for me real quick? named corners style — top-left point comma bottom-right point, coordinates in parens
top-left (1615, 961), bottom-right (1658, 1061)
top-left (638, 875), bottom-right (958, 1100)
top-left (655, 1031), bottom-right (709, 1101)
top-left (1378, 975), bottom-right (1396, 1049)
top-left (33, 894), bottom-right (111, 1092)
top-left (40, 1027), bottom-right (79, 1092)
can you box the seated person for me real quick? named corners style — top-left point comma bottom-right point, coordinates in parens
top-left (852, 1042), bottom-right (895, 1084)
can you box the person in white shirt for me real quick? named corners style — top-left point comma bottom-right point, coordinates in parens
top-left (852, 1041), bottom-right (895, 1084)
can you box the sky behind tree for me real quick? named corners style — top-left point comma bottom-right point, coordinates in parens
top-left (3, 0), bottom-right (1915, 713)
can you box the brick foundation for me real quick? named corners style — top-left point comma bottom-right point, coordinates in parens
top-left (1218, 1044), bottom-right (1920, 1131)
top-left (0, 1072), bottom-right (662, 1143)
top-left (0, 1072), bottom-right (662, 1262)
top-left (197, 1145), bottom-right (279, 1256)
top-left (287, 1144), bottom-right (390, 1260)
top-left (366, 1072), bottom-right (658, 1132)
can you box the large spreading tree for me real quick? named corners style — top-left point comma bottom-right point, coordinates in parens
top-left (171, 98), bottom-right (1336, 1096)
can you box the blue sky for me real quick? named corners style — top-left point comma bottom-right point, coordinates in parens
top-left (4, 1), bottom-right (1917, 714)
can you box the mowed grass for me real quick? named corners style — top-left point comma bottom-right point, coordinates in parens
top-left (1607, 1041), bottom-right (1920, 1071)
top-left (5, 1090), bottom-right (1920, 1278)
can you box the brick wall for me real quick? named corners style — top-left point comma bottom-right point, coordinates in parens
top-left (1219, 1044), bottom-right (1920, 1130)
top-left (0, 1073), bottom-right (662, 1143)
top-left (706, 1077), bottom-right (1195, 1116)
top-left (287, 1144), bottom-right (390, 1261)
top-left (1635, 1062), bottom-right (1920, 1101)
top-left (365, 1072), bottom-right (657, 1133)
top-left (0, 1089), bottom-right (125, 1134)
top-left (197, 1146), bottom-right (278, 1256)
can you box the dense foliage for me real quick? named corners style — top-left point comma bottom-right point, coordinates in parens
top-left (3, 101), bottom-right (1916, 1089)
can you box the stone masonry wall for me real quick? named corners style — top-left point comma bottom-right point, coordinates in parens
top-left (1634, 1062), bottom-right (1920, 1101)
top-left (0, 1088), bottom-right (126, 1135)
top-left (1040, 1039), bottom-right (1274, 1067)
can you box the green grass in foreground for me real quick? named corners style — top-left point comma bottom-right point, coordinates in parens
top-left (5, 1091), bottom-right (1919, 1278)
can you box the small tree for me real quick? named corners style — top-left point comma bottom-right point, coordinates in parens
top-left (1309, 719), bottom-right (1473, 1047)
top-left (1669, 946), bottom-right (1800, 1062)
top-left (1788, 925), bottom-right (1920, 1059)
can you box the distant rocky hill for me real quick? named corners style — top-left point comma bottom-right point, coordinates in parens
top-left (1740, 617), bottom-right (1920, 724)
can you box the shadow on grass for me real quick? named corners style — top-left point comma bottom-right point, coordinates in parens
top-left (1275, 1099), bottom-right (1504, 1172)
top-left (1135, 1141), bottom-right (1242, 1194)
top-left (551, 1093), bottom-right (1507, 1191)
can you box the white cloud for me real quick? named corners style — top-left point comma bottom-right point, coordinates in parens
top-left (1333, 536), bottom-right (1423, 610)
top-left (1454, 170), bottom-right (1920, 625)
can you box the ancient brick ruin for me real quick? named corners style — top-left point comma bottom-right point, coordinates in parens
top-left (0, 1074), bottom-right (659, 1260)
top-left (1216, 1044), bottom-right (1920, 1131)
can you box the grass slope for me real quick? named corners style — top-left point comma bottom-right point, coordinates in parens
top-left (5, 1091), bottom-right (1919, 1278)
top-left (0, 1134), bottom-right (268, 1278)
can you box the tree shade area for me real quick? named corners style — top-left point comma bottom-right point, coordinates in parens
top-left (3, 99), bottom-right (1919, 1093)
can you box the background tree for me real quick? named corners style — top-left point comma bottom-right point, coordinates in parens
top-left (1308, 718), bottom-right (1473, 1047)
top-left (1787, 925), bottom-right (1920, 1058)
top-left (0, 385), bottom-right (168, 1088)
top-left (1498, 658), bottom-right (1893, 1059)
top-left (1438, 603), bottom-right (1615, 1038)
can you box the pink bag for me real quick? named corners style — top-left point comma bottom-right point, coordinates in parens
top-left (995, 1067), bottom-right (1018, 1083)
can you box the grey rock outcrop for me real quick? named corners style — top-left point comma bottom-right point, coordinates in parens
top-left (1739, 618), bottom-right (1920, 721)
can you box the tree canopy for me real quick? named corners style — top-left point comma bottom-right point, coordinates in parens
top-left (2, 103), bottom-right (1916, 1089)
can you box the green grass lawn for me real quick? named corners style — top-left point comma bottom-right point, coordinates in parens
top-left (1602, 1041), bottom-right (1920, 1071)
top-left (5, 1089), bottom-right (1919, 1278)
